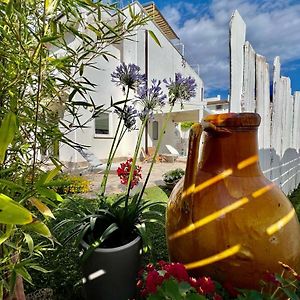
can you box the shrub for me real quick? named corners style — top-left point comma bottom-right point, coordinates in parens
top-left (180, 121), bottom-right (195, 131)
top-left (52, 174), bottom-right (90, 194)
top-left (163, 168), bottom-right (185, 185)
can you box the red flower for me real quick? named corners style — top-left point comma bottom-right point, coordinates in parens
top-left (197, 276), bottom-right (215, 295)
top-left (263, 271), bottom-right (281, 287)
top-left (146, 263), bottom-right (155, 272)
top-left (117, 158), bottom-right (142, 188)
top-left (145, 270), bottom-right (164, 294)
top-left (213, 294), bottom-right (223, 300)
top-left (162, 262), bottom-right (189, 282)
top-left (136, 279), bottom-right (143, 289)
top-left (189, 277), bottom-right (198, 288)
top-left (223, 281), bottom-right (240, 297)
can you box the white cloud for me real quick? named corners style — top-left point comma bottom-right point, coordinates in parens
top-left (162, 0), bottom-right (300, 95)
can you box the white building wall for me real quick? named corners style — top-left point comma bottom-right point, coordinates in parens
top-left (59, 2), bottom-right (204, 165)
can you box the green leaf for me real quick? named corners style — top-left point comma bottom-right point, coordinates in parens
top-left (5, 0), bottom-right (13, 17)
top-left (23, 221), bottom-right (52, 238)
top-left (161, 279), bottom-right (182, 300)
top-left (38, 166), bottom-right (61, 185)
top-left (40, 35), bottom-right (60, 43)
top-left (0, 224), bottom-right (13, 245)
top-left (15, 265), bottom-right (32, 284)
top-left (28, 265), bottom-right (50, 273)
top-left (281, 287), bottom-right (299, 300)
top-left (186, 293), bottom-right (206, 300)
top-left (23, 233), bottom-right (34, 255)
top-left (0, 194), bottom-right (32, 225)
top-left (37, 187), bottom-right (63, 202)
top-left (0, 112), bottom-right (17, 163)
top-left (148, 30), bottom-right (161, 47)
top-left (81, 223), bottom-right (119, 262)
top-left (0, 280), bottom-right (3, 300)
top-left (45, 0), bottom-right (59, 15)
top-left (9, 270), bottom-right (16, 296)
top-left (0, 179), bottom-right (25, 191)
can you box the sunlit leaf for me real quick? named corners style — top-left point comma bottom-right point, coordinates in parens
top-left (0, 112), bottom-right (17, 163)
top-left (15, 265), bottom-right (32, 284)
top-left (148, 30), bottom-right (161, 47)
top-left (37, 187), bottom-right (63, 202)
top-left (30, 198), bottom-right (55, 219)
top-left (0, 224), bottom-right (13, 245)
top-left (23, 220), bottom-right (52, 238)
top-left (0, 194), bottom-right (32, 225)
top-left (45, 0), bottom-right (59, 15)
top-left (23, 233), bottom-right (34, 255)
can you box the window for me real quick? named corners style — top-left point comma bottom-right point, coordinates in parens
top-left (216, 104), bottom-right (223, 110)
top-left (153, 121), bottom-right (158, 140)
top-left (95, 113), bottom-right (110, 135)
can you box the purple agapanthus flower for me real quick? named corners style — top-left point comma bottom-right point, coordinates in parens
top-left (111, 62), bottom-right (146, 91)
top-left (164, 73), bottom-right (197, 106)
top-left (136, 79), bottom-right (167, 120)
top-left (115, 105), bottom-right (138, 131)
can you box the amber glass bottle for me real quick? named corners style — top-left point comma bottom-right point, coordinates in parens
top-left (166, 113), bottom-right (300, 289)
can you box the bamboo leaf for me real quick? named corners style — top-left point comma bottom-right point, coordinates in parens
top-left (23, 233), bottom-right (34, 255)
top-left (0, 194), bottom-right (32, 225)
top-left (23, 220), bottom-right (52, 238)
top-left (148, 30), bottom-right (161, 47)
top-left (5, 0), bottom-right (13, 17)
top-left (15, 265), bottom-right (32, 284)
top-left (0, 112), bottom-right (17, 163)
top-left (45, 0), bottom-right (59, 15)
top-left (37, 187), bottom-right (63, 202)
top-left (0, 179), bottom-right (25, 191)
top-left (42, 166), bottom-right (61, 185)
top-left (30, 198), bottom-right (55, 219)
top-left (0, 224), bottom-right (13, 245)
top-left (29, 265), bottom-right (50, 273)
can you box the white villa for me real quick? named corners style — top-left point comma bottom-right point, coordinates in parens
top-left (59, 1), bottom-right (207, 168)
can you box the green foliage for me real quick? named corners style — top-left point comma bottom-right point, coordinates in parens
top-left (180, 121), bottom-right (195, 131)
top-left (163, 168), bottom-right (185, 184)
top-left (0, 0), bottom-right (150, 296)
top-left (148, 279), bottom-right (206, 300)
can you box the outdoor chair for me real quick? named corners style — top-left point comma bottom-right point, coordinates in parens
top-left (140, 147), bottom-right (164, 163)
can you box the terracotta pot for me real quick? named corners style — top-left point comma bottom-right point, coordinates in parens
top-left (166, 113), bottom-right (300, 289)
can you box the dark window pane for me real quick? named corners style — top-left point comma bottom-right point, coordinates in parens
top-left (95, 113), bottom-right (109, 134)
top-left (153, 121), bottom-right (158, 140)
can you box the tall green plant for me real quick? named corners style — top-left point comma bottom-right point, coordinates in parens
top-left (0, 0), bottom-right (149, 297)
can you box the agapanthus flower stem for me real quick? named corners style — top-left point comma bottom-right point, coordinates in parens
top-left (124, 117), bottom-right (148, 215)
top-left (137, 106), bottom-right (174, 203)
top-left (100, 87), bottom-right (130, 195)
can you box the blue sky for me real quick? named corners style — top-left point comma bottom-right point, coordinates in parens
top-left (139, 0), bottom-right (300, 98)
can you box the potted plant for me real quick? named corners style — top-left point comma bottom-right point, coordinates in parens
top-left (163, 168), bottom-right (185, 189)
top-left (56, 65), bottom-right (197, 299)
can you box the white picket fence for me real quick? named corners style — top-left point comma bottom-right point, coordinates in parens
top-left (229, 10), bottom-right (300, 195)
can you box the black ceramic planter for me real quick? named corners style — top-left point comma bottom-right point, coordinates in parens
top-left (81, 236), bottom-right (142, 300)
